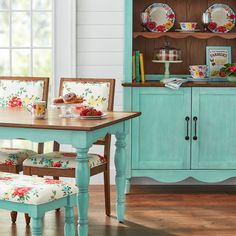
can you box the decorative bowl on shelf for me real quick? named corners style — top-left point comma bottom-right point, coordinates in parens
top-left (180, 22), bottom-right (197, 31)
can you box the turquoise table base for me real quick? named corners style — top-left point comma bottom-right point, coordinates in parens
top-left (0, 121), bottom-right (130, 236)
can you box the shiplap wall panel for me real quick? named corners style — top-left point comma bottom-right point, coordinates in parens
top-left (77, 25), bottom-right (123, 39)
top-left (77, 12), bottom-right (123, 25)
top-left (77, 39), bottom-right (123, 52)
top-left (77, 0), bottom-right (124, 12)
top-left (77, 53), bottom-right (123, 66)
top-left (77, 0), bottom-right (124, 184)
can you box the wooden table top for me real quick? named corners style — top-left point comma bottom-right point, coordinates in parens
top-left (0, 108), bottom-right (141, 131)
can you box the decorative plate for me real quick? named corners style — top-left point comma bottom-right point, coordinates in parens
top-left (205, 4), bottom-right (236, 33)
top-left (145, 3), bottom-right (175, 32)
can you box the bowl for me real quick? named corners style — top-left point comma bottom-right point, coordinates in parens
top-left (189, 65), bottom-right (208, 79)
top-left (180, 22), bottom-right (197, 31)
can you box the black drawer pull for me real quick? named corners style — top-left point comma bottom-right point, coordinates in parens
top-left (193, 116), bottom-right (198, 141)
top-left (185, 116), bottom-right (190, 140)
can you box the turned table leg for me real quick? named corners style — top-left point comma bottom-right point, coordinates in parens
top-left (76, 147), bottom-right (90, 236)
top-left (115, 132), bottom-right (127, 223)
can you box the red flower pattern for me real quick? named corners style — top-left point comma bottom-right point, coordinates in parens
top-left (146, 21), bottom-right (156, 31)
top-left (0, 177), bottom-right (12, 181)
top-left (53, 162), bottom-right (62, 168)
top-left (13, 187), bottom-right (32, 197)
top-left (5, 160), bottom-right (14, 165)
top-left (156, 25), bottom-right (166, 32)
top-left (217, 26), bottom-right (227, 33)
top-left (229, 14), bottom-right (235, 20)
top-left (208, 22), bottom-right (217, 30)
top-left (45, 178), bottom-right (63, 185)
top-left (168, 13), bottom-right (175, 19)
top-left (2, 148), bottom-right (19, 150)
top-left (62, 153), bottom-right (77, 157)
top-left (8, 97), bottom-right (22, 108)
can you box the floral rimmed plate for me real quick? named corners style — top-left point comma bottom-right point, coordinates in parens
top-left (206, 4), bottom-right (236, 33)
top-left (145, 3), bottom-right (175, 32)
top-left (77, 113), bottom-right (107, 120)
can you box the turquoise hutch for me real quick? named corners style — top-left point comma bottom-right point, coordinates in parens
top-left (123, 0), bottom-right (236, 192)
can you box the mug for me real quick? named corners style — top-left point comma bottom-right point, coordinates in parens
top-left (27, 101), bottom-right (46, 119)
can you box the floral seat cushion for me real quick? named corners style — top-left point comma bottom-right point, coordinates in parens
top-left (0, 172), bottom-right (78, 205)
top-left (0, 148), bottom-right (37, 166)
top-left (23, 152), bottom-right (107, 169)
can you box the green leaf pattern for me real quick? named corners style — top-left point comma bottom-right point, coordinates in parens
top-left (63, 82), bottom-right (110, 111)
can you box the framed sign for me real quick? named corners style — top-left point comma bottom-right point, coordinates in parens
top-left (206, 46), bottom-right (232, 77)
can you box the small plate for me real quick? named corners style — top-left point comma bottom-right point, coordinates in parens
top-left (175, 29), bottom-right (201, 32)
top-left (78, 113), bottom-right (107, 120)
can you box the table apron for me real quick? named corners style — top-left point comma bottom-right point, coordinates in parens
top-left (0, 121), bottom-right (129, 148)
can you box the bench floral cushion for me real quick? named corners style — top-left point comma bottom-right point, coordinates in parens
top-left (0, 172), bottom-right (78, 205)
top-left (23, 152), bottom-right (107, 169)
top-left (0, 148), bottom-right (37, 166)
top-left (62, 81), bottom-right (110, 111)
top-left (0, 79), bottom-right (45, 107)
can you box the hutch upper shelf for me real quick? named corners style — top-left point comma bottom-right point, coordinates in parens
top-left (133, 32), bottom-right (236, 40)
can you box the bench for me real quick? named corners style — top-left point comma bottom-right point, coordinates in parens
top-left (0, 172), bottom-right (77, 236)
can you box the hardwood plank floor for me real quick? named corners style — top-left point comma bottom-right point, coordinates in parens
top-left (0, 185), bottom-right (236, 236)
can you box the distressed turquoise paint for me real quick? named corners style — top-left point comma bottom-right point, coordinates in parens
top-left (115, 132), bottom-right (127, 222)
top-left (192, 88), bottom-right (236, 169)
top-left (132, 88), bottom-right (191, 170)
top-left (0, 195), bottom-right (76, 236)
top-left (126, 86), bottom-right (236, 186)
top-left (0, 120), bottom-right (130, 236)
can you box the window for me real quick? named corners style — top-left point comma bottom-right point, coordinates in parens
top-left (0, 0), bottom-right (76, 151)
top-left (0, 0), bottom-right (53, 78)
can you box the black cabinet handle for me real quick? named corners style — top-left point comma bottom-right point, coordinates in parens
top-left (185, 116), bottom-right (190, 140)
top-left (193, 116), bottom-right (198, 141)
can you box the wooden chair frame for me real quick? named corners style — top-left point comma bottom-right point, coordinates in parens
top-left (23, 78), bottom-right (115, 217)
top-left (0, 76), bottom-right (50, 173)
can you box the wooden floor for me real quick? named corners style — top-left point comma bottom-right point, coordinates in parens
top-left (1, 185), bottom-right (236, 236)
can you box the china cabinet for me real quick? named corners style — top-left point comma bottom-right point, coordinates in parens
top-left (123, 0), bottom-right (236, 192)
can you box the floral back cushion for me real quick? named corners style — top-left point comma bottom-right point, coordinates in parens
top-left (0, 80), bottom-right (45, 108)
top-left (62, 81), bottom-right (111, 111)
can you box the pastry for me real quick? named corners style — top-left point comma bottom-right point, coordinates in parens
top-left (53, 97), bottom-right (64, 104)
top-left (75, 96), bottom-right (84, 103)
top-left (63, 92), bottom-right (77, 104)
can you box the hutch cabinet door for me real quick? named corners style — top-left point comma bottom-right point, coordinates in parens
top-left (132, 88), bottom-right (191, 170)
top-left (192, 88), bottom-right (236, 169)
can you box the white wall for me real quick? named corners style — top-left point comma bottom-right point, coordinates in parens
top-left (76, 0), bottom-right (124, 184)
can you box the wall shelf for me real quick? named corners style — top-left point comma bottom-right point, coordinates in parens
top-left (133, 32), bottom-right (236, 40)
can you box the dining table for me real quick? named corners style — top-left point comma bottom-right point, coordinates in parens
top-left (0, 107), bottom-right (141, 236)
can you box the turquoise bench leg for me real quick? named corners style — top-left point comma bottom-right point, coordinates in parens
top-left (64, 205), bottom-right (75, 236)
top-left (32, 217), bottom-right (42, 236)
top-left (115, 132), bottom-right (127, 223)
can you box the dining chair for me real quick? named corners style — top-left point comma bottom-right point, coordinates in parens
top-left (23, 78), bottom-right (115, 220)
top-left (0, 76), bottom-right (50, 224)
